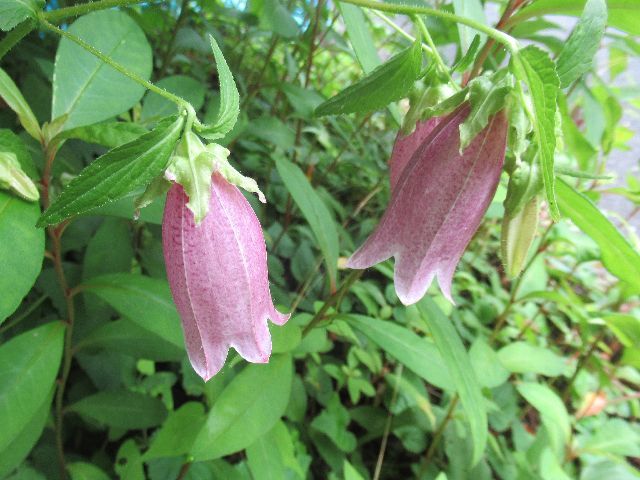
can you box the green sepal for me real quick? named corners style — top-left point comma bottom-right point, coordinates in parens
top-left (503, 155), bottom-right (543, 218)
top-left (501, 196), bottom-right (539, 278)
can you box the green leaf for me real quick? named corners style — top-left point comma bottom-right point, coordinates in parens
top-left (556, 0), bottom-right (607, 87)
top-left (256, 0), bottom-right (299, 38)
top-left (79, 273), bottom-right (185, 349)
top-left (469, 338), bottom-right (510, 389)
top-left (602, 314), bottom-right (640, 347)
top-left (247, 421), bottom-right (303, 480)
top-left (513, 46), bottom-right (560, 220)
top-left (0, 387), bottom-right (52, 478)
top-left (68, 390), bottom-right (168, 430)
top-left (0, 151), bottom-right (39, 200)
top-left (275, 157), bottom-right (340, 289)
top-left (75, 319), bottom-right (184, 361)
top-left (452, 0), bottom-right (487, 52)
top-left (0, 191), bottom-right (44, 322)
top-left (0, 0), bottom-right (42, 31)
top-left (143, 402), bottom-right (206, 460)
top-left (191, 354), bottom-right (293, 460)
top-left (38, 115), bottom-right (183, 226)
top-left (508, 0), bottom-right (638, 37)
top-left (497, 341), bottom-right (568, 376)
top-left (195, 35), bottom-right (239, 140)
top-left (0, 322), bottom-right (64, 453)
top-left (52, 10), bottom-right (153, 130)
top-left (338, 3), bottom-right (381, 73)
top-left (0, 67), bottom-right (41, 140)
top-left (516, 383), bottom-right (570, 458)
top-left (417, 298), bottom-right (487, 466)
top-left (68, 463), bottom-right (111, 480)
top-left (315, 38), bottom-right (422, 116)
top-left (556, 179), bottom-right (640, 292)
top-left (579, 419), bottom-right (640, 457)
top-left (459, 72), bottom-right (514, 150)
top-left (54, 121), bottom-right (148, 149)
top-left (347, 314), bottom-right (450, 390)
top-left (141, 75), bottom-right (205, 122)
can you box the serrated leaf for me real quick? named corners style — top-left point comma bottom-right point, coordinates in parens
top-left (417, 297), bottom-right (487, 466)
top-left (513, 45), bottom-right (560, 220)
top-left (53, 121), bottom-right (148, 149)
top-left (38, 115), bottom-right (183, 226)
top-left (195, 35), bottom-right (239, 140)
top-left (275, 157), bottom-right (339, 289)
top-left (52, 10), bottom-right (152, 130)
top-left (556, 178), bottom-right (640, 292)
top-left (315, 38), bottom-right (422, 116)
top-left (0, 67), bottom-right (41, 140)
top-left (459, 72), bottom-right (514, 150)
top-left (0, 0), bottom-right (42, 31)
top-left (556, 0), bottom-right (607, 87)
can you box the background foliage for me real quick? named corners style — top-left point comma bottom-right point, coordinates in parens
top-left (0, 0), bottom-right (639, 479)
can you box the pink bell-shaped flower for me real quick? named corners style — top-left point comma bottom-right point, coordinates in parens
top-left (162, 173), bottom-right (289, 381)
top-left (347, 105), bottom-right (508, 305)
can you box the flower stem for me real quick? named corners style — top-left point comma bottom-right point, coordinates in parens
top-left (339, 0), bottom-right (519, 53)
top-left (43, 0), bottom-right (151, 24)
top-left (413, 15), bottom-right (458, 90)
top-left (39, 18), bottom-right (188, 109)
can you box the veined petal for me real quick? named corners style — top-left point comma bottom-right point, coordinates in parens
top-left (348, 105), bottom-right (508, 305)
top-left (163, 173), bottom-right (289, 380)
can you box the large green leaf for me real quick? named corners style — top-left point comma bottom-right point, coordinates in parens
top-left (497, 341), bottom-right (568, 376)
top-left (143, 402), bottom-right (206, 461)
top-left (556, 179), bottom-right (640, 292)
top-left (508, 0), bottom-right (639, 36)
top-left (517, 383), bottom-right (570, 458)
top-left (0, 0), bottom-right (42, 31)
top-left (0, 322), bottom-right (64, 452)
top-left (195, 35), bottom-right (240, 140)
top-left (315, 38), bottom-right (422, 116)
top-left (347, 314), bottom-right (450, 389)
top-left (52, 10), bottom-right (152, 130)
top-left (513, 46), bottom-right (560, 220)
top-left (191, 354), bottom-right (293, 460)
top-left (0, 67), bottom-right (41, 140)
top-left (275, 157), bottom-right (340, 289)
top-left (141, 75), bottom-right (205, 122)
top-left (417, 298), bottom-right (487, 466)
top-left (68, 390), bottom-right (167, 430)
top-left (38, 115), bottom-right (183, 226)
top-left (0, 191), bottom-right (44, 322)
top-left (79, 273), bottom-right (185, 349)
top-left (54, 121), bottom-right (148, 149)
top-left (246, 421), bottom-right (303, 480)
top-left (556, 0), bottom-right (607, 88)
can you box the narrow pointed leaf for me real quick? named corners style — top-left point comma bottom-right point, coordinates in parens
top-left (315, 38), bottom-right (422, 116)
top-left (417, 297), bottom-right (488, 466)
top-left (0, 67), bottom-right (41, 140)
top-left (556, 178), bottom-right (640, 292)
top-left (195, 35), bottom-right (240, 140)
top-left (513, 46), bottom-right (560, 220)
top-left (275, 157), bottom-right (339, 289)
top-left (556, 0), bottom-right (607, 88)
top-left (38, 115), bottom-right (183, 226)
top-left (452, 0), bottom-right (487, 51)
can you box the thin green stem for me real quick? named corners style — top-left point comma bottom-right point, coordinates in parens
top-left (43, 0), bottom-right (150, 24)
top-left (422, 395), bottom-right (459, 470)
top-left (340, 0), bottom-right (519, 53)
top-left (39, 18), bottom-right (187, 109)
top-left (370, 11), bottom-right (433, 55)
top-left (414, 15), bottom-right (458, 90)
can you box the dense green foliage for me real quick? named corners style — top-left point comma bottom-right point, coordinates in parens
top-left (0, 0), bottom-right (639, 479)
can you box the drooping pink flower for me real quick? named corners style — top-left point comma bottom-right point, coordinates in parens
top-left (389, 117), bottom-right (441, 190)
top-left (162, 173), bottom-right (289, 381)
top-left (347, 105), bottom-right (508, 305)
